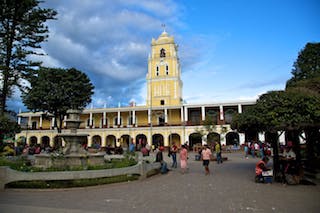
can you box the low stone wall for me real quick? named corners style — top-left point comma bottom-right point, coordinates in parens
top-left (0, 160), bottom-right (160, 190)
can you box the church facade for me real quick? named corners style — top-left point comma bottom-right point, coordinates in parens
top-left (16, 31), bottom-right (277, 149)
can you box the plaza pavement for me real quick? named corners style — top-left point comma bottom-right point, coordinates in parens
top-left (0, 151), bottom-right (319, 213)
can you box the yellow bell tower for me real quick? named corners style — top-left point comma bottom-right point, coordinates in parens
top-left (146, 30), bottom-right (183, 107)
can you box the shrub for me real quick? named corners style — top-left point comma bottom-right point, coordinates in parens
top-left (6, 174), bottom-right (140, 188)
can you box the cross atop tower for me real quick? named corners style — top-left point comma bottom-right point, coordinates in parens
top-left (161, 24), bottom-right (166, 32)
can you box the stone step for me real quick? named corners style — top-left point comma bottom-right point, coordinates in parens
top-left (304, 168), bottom-right (320, 179)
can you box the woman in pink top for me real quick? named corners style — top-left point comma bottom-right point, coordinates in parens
top-left (201, 145), bottom-right (212, 175)
top-left (179, 144), bottom-right (188, 174)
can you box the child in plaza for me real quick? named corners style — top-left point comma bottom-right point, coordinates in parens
top-left (179, 144), bottom-right (188, 174)
top-left (255, 156), bottom-right (270, 183)
top-left (201, 144), bottom-right (212, 175)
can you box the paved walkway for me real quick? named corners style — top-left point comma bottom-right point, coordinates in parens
top-left (0, 152), bottom-right (319, 213)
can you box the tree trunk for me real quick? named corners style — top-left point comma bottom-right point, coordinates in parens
top-left (269, 131), bottom-right (281, 181)
top-left (58, 115), bottom-right (64, 133)
top-left (0, 68), bottom-right (9, 116)
top-left (286, 129), bottom-right (301, 162)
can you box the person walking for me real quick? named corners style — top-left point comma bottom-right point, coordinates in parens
top-left (179, 144), bottom-right (188, 174)
top-left (244, 142), bottom-right (249, 159)
top-left (170, 142), bottom-right (178, 168)
top-left (215, 142), bottom-right (223, 164)
top-left (201, 144), bottom-right (212, 175)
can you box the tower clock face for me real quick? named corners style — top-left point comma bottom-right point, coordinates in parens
top-left (160, 58), bottom-right (165, 65)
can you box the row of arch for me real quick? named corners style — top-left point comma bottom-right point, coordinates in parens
top-left (22, 132), bottom-right (241, 149)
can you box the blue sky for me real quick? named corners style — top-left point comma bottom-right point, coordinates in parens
top-left (7, 0), bottom-right (320, 112)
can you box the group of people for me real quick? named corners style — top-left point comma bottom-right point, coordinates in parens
top-left (244, 141), bottom-right (271, 159)
top-left (155, 144), bottom-right (189, 174)
top-left (279, 142), bottom-right (302, 184)
top-left (154, 143), bottom-right (219, 176)
top-left (1, 142), bottom-right (56, 156)
top-left (255, 141), bottom-right (301, 184)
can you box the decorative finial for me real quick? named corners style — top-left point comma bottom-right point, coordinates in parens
top-left (161, 24), bottom-right (166, 32)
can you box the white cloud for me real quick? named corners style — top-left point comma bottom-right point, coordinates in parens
top-left (38, 0), bottom-right (184, 109)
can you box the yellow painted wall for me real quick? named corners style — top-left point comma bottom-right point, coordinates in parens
top-left (80, 114), bottom-right (89, 128)
top-left (168, 109), bottom-right (181, 125)
top-left (93, 113), bottom-right (102, 127)
top-left (136, 111), bottom-right (148, 126)
top-left (41, 119), bottom-right (51, 129)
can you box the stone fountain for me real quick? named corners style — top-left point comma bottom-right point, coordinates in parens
top-left (61, 109), bottom-right (88, 156)
top-left (35, 109), bottom-right (105, 169)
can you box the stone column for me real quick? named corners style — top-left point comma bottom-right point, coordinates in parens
top-left (278, 132), bottom-right (286, 145)
top-left (164, 108), bottom-right (168, 123)
top-left (220, 133), bottom-right (226, 145)
top-left (202, 135), bottom-right (207, 146)
top-left (88, 135), bottom-right (92, 147)
top-left (239, 133), bottom-right (245, 145)
top-left (102, 133), bottom-right (106, 147)
top-left (51, 117), bottom-right (55, 129)
top-left (50, 136), bottom-right (55, 147)
top-left (148, 109), bottom-right (151, 124)
top-left (164, 133), bottom-right (169, 147)
top-left (132, 110), bottom-right (136, 126)
top-left (18, 109), bottom-right (21, 125)
top-left (63, 115), bottom-right (67, 128)
top-left (180, 106), bottom-right (184, 123)
top-left (184, 107), bottom-right (188, 124)
top-left (103, 112), bottom-right (106, 127)
top-left (117, 110), bottom-right (121, 126)
top-left (201, 106), bottom-right (205, 121)
top-left (89, 112), bottom-right (93, 128)
top-left (219, 105), bottom-right (224, 121)
top-left (28, 116), bottom-right (32, 129)
top-left (181, 130), bottom-right (185, 146)
top-left (238, 104), bottom-right (242, 113)
top-left (39, 115), bottom-right (43, 129)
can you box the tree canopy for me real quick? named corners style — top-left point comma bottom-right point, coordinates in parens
top-left (0, 112), bottom-right (21, 144)
top-left (22, 67), bottom-right (94, 132)
top-left (286, 42), bottom-right (320, 88)
top-left (0, 0), bottom-right (57, 115)
top-left (233, 42), bottom-right (320, 133)
top-left (241, 90), bottom-right (320, 132)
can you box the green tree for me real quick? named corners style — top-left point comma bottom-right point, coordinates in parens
top-left (0, 113), bottom-right (20, 145)
top-left (286, 42), bottom-right (320, 165)
top-left (231, 106), bottom-right (264, 135)
top-left (0, 0), bottom-right (57, 115)
top-left (21, 67), bottom-right (94, 133)
top-left (232, 89), bottom-right (320, 176)
top-left (286, 42), bottom-right (320, 88)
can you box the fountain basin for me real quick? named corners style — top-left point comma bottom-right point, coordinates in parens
top-left (35, 152), bottom-right (105, 169)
